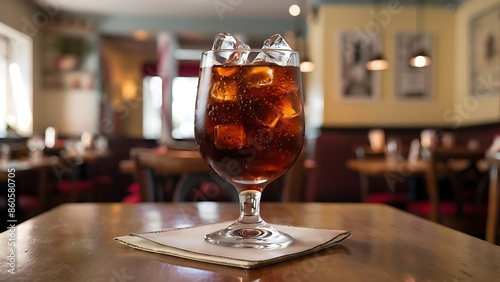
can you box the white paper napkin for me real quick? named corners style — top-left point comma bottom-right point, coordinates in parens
top-left (114, 221), bottom-right (351, 269)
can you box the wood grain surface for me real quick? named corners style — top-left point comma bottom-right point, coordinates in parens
top-left (1, 203), bottom-right (499, 281)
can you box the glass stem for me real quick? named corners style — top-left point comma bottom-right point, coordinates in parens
top-left (237, 189), bottom-right (264, 225)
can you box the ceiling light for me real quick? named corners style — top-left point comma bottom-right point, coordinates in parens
top-left (366, 0), bottom-right (389, 71)
top-left (409, 52), bottom-right (431, 67)
top-left (410, 0), bottom-right (431, 67)
top-left (289, 4), bottom-right (301, 17)
top-left (366, 55), bottom-right (389, 71)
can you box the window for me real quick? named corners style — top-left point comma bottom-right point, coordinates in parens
top-left (143, 75), bottom-right (197, 140)
top-left (0, 22), bottom-right (33, 137)
top-left (0, 36), bottom-right (7, 136)
top-left (142, 76), bottom-right (163, 139)
top-left (171, 76), bottom-right (197, 140)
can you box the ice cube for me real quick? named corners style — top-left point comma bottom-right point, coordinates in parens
top-left (256, 107), bottom-right (282, 128)
top-left (246, 66), bottom-right (273, 87)
top-left (214, 124), bottom-right (246, 149)
top-left (280, 80), bottom-right (299, 93)
top-left (211, 80), bottom-right (239, 102)
top-left (212, 32), bottom-right (250, 65)
top-left (254, 34), bottom-right (292, 66)
top-left (263, 34), bottom-right (292, 49)
top-left (212, 32), bottom-right (250, 50)
top-left (216, 66), bottom-right (238, 77)
top-left (280, 98), bottom-right (301, 119)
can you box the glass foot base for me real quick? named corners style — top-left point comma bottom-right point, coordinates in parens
top-left (204, 221), bottom-right (293, 249)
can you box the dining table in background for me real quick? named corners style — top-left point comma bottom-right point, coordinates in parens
top-left (121, 147), bottom-right (206, 180)
top-left (346, 158), bottom-right (436, 217)
top-left (0, 157), bottom-right (58, 210)
top-left (59, 149), bottom-right (112, 179)
top-left (346, 146), bottom-right (487, 222)
top-left (1, 202), bottom-right (499, 281)
top-left (127, 147), bottom-right (316, 202)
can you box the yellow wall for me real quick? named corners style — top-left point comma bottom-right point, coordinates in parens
top-left (304, 9), bottom-right (325, 130)
top-left (101, 39), bottom-right (157, 138)
top-left (309, 2), bottom-right (498, 128)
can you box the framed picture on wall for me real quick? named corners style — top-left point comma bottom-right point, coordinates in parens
top-left (394, 32), bottom-right (432, 101)
top-left (337, 31), bottom-right (381, 101)
top-left (470, 4), bottom-right (500, 97)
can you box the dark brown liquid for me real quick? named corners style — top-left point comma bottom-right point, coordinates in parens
top-left (195, 64), bottom-right (304, 191)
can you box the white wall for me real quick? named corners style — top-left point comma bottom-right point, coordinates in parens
top-left (101, 37), bottom-right (157, 138)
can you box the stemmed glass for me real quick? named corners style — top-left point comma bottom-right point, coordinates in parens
top-left (195, 49), bottom-right (305, 249)
top-left (27, 135), bottom-right (45, 162)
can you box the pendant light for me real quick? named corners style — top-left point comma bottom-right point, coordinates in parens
top-left (300, 36), bottom-right (315, 73)
top-left (409, 0), bottom-right (431, 67)
top-left (294, 0), bottom-right (315, 73)
top-left (366, 0), bottom-right (389, 71)
top-left (366, 54), bottom-right (389, 71)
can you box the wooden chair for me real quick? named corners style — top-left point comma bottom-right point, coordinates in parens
top-left (408, 147), bottom-right (488, 233)
top-left (133, 146), bottom-right (313, 203)
top-left (353, 146), bottom-right (409, 209)
top-left (280, 148), bottom-right (315, 202)
top-left (6, 142), bottom-right (29, 159)
top-left (486, 152), bottom-right (500, 244)
top-left (53, 159), bottom-right (95, 204)
top-left (134, 148), bottom-right (238, 202)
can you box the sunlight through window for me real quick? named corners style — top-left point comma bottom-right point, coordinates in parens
top-left (0, 22), bottom-right (33, 137)
top-left (9, 63), bottom-right (32, 136)
top-left (142, 76), bottom-right (163, 139)
top-left (171, 77), bottom-right (197, 140)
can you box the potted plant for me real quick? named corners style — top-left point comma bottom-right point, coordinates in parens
top-left (55, 36), bottom-right (89, 71)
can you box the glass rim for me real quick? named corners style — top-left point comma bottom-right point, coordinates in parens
top-left (202, 49), bottom-right (299, 54)
top-left (200, 49), bottom-right (301, 67)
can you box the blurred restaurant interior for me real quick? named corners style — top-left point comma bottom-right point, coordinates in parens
top-left (0, 0), bottom-right (499, 244)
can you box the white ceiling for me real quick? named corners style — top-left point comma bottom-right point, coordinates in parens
top-left (32, 0), bottom-right (460, 47)
top-left (33, 0), bottom-right (302, 19)
top-left (30, 0), bottom-right (312, 48)
top-left (31, 0), bottom-right (461, 20)
top-left (31, 0), bottom-right (311, 43)
top-left (31, 0), bottom-right (464, 18)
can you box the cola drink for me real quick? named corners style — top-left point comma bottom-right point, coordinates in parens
top-left (195, 61), bottom-right (305, 192)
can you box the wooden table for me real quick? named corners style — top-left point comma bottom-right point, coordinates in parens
top-left (346, 148), bottom-right (487, 222)
top-left (346, 158), bottom-right (438, 220)
top-left (346, 158), bottom-right (429, 176)
top-left (1, 203), bottom-right (499, 280)
top-left (59, 149), bottom-right (111, 180)
top-left (0, 157), bottom-right (58, 210)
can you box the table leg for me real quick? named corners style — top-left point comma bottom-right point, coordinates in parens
top-left (486, 164), bottom-right (499, 244)
top-left (360, 174), bottom-right (369, 202)
top-left (37, 167), bottom-right (48, 211)
top-left (425, 158), bottom-right (439, 222)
